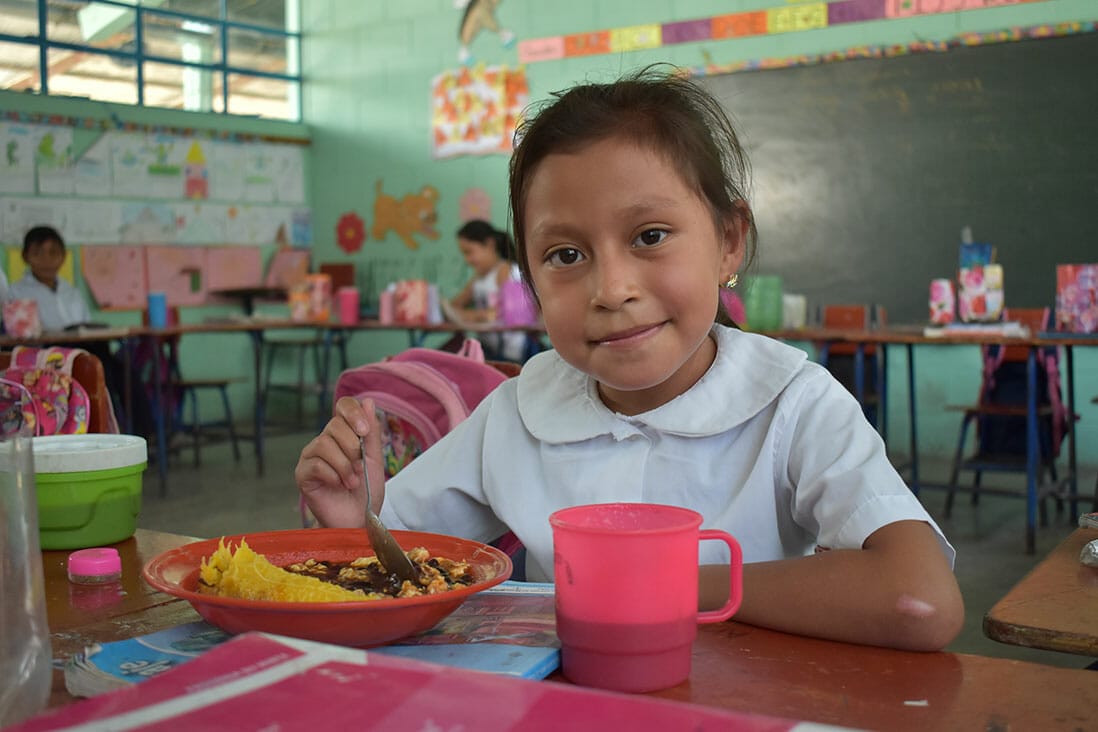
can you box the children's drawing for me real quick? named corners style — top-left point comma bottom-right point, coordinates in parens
top-left (431, 65), bottom-right (528, 158)
top-left (146, 245), bottom-right (207, 306)
top-left (457, 0), bottom-right (514, 65)
top-left (264, 247), bottom-right (310, 289)
top-left (184, 141), bottom-right (209, 200)
top-left (336, 211), bottom-right (366, 254)
top-left (371, 181), bottom-right (439, 251)
top-left (81, 246), bottom-right (146, 309)
top-left (205, 246), bottom-right (263, 292)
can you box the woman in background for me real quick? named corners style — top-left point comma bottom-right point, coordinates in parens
top-left (448, 219), bottom-right (529, 362)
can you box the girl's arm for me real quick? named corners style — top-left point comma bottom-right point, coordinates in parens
top-left (699, 519), bottom-right (964, 652)
top-left (450, 279), bottom-right (475, 309)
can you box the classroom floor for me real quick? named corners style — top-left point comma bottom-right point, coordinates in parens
top-left (136, 428), bottom-right (1097, 671)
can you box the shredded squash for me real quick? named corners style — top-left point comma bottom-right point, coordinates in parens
top-left (198, 538), bottom-right (373, 603)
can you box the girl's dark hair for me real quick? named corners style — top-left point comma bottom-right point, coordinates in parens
top-left (23, 225), bottom-right (65, 257)
top-left (456, 219), bottom-right (513, 261)
top-left (508, 65), bottom-right (758, 307)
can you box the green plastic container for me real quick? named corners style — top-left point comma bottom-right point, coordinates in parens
top-left (32, 435), bottom-right (148, 550)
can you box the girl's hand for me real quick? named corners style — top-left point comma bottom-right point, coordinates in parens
top-left (294, 396), bottom-right (386, 528)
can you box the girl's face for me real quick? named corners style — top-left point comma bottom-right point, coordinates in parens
top-left (24, 238), bottom-right (66, 286)
top-left (523, 136), bottom-right (744, 415)
top-left (457, 236), bottom-right (501, 277)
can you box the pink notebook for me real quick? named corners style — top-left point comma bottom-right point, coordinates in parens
top-left (17, 633), bottom-right (817, 731)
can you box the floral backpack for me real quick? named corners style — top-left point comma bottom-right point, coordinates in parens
top-left (0, 346), bottom-right (93, 436)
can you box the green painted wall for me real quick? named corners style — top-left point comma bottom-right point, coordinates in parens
top-left (300, 0), bottom-right (1097, 471)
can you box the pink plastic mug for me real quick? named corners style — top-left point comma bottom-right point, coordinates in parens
top-left (336, 286), bottom-right (360, 325)
top-left (550, 503), bottom-right (742, 693)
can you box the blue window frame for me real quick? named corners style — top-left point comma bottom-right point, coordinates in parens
top-left (0, 0), bottom-right (301, 121)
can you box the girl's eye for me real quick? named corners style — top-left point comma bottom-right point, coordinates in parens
top-left (634, 229), bottom-right (668, 248)
top-left (545, 247), bottom-right (584, 267)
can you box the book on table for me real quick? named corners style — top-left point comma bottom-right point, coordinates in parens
top-left (64, 581), bottom-right (561, 697)
top-left (26, 632), bottom-right (821, 732)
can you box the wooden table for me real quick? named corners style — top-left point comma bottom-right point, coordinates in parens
top-left (42, 530), bottom-right (1098, 731)
top-left (984, 526), bottom-right (1098, 656)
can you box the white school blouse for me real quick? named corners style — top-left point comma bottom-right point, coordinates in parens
top-left (380, 324), bottom-right (953, 582)
top-left (9, 272), bottom-right (90, 331)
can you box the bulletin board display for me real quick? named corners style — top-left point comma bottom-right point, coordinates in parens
top-left (700, 32), bottom-right (1098, 323)
top-left (80, 244), bottom-right (265, 310)
top-left (0, 126), bottom-right (311, 247)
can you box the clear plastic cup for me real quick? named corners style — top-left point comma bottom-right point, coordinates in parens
top-left (550, 503), bottom-right (742, 693)
top-left (0, 432), bottom-right (52, 725)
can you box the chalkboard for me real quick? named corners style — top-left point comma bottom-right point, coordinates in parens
top-left (701, 32), bottom-right (1098, 324)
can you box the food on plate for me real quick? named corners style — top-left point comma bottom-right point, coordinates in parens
top-left (198, 538), bottom-right (475, 602)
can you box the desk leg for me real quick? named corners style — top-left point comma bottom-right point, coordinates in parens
top-left (907, 344), bottom-right (919, 496)
top-left (879, 343), bottom-right (889, 445)
top-left (854, 343), bottom-right (867, 422)
top-left (318, 328), bottom-right (338, 431)
top-left (121, 337), bottom-right (133, 434)
top-left (1065, 345), bottom-right (1077, 517)
top-left (148, 335), bottom-right (168, 497)
top-left (251, 331), bottom-right (265, 477)
top-left (1025, 347), bottom-right (1038, 555)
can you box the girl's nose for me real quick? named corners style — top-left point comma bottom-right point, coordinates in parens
top-left (590, 254), bottom-right (639, 310)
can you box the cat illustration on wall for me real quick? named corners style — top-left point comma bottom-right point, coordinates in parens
top-left (371, 180), bottom-right (439, 251)
top-left (457, 0), bottom-right (513, 65)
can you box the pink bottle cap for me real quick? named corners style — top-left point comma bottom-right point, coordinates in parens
top-left (67, 547), bottom-right (122, 578)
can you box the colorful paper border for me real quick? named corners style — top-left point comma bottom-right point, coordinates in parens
top-left (688, 20), bottom-right (1096, 76)
top-left (518, 0), bottom-right (1051, 64)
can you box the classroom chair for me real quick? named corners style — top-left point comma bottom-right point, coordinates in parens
top-left (138, 308), bottom-right (241, 467)
top-left (261, 331), bottom-right (328, 430)
top-left (818, 304), bottom-right (886, 431)
top-left (944, 307), bottom-right (1078, 540)
top-left (0, 349), bottom-right (115, 434)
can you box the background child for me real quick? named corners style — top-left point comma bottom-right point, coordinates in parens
top-left (447, 219), bottom-right (529, 362)
top-left (10, 225), bottom-right (153, 437)
top-left (10, 226), bottom-right (91, 330)
top-left (296, 67), bottom-right (963, 652)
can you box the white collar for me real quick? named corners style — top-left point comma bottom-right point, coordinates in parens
top-left (517, 325), bottom-right (807, 443)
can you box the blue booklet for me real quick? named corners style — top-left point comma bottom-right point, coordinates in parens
top-left (65, 581), bottom-right (559, 697)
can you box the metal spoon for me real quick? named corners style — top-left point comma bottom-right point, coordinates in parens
top-left (360, 436), bottom-right (419, 584)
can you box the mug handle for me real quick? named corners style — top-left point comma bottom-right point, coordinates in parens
top-left (697, 530), bottom-right (743, 623)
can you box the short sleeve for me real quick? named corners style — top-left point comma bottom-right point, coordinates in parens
top-left (781, 367), bottom-right (955, 566)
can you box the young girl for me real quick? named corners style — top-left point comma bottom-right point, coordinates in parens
top-left (447, 219), bottom-right (528, 362)
top-left (296, 68), bottom-right (964, 652)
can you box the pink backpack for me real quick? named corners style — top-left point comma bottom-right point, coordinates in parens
top-left (303, 339), bottom-right (524, 562)
top-left (0, 346), bottom-right (92, 436)
top-left (332, 338), bottom-right (507, 478)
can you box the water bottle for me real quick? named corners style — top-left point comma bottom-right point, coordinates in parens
top-left (0, 432), bottom-right (52, 726)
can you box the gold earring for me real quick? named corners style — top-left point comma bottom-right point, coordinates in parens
top-left (722, 273), bottom-right (739, 290)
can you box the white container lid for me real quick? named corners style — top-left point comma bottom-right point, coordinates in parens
top-left (31, 434), bottom-right (147, 473)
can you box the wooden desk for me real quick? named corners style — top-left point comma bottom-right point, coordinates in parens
top-left (984, 527), bottom-right (1098, 656)
top-left (43, 530), bottom-right (1098, 730)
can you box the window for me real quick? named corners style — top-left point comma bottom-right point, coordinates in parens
top-left (0, 0), bottom-right (301, 121)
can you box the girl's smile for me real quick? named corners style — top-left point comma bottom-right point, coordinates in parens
top-left (590, 321), bottom-right (665, 347)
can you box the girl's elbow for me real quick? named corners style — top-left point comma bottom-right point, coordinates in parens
top-left (889, 587), bottom-right (966, 652)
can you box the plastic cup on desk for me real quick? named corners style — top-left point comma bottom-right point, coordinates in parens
top-left (336, 287), bottom-right (360, 325)
top-left (147, 292), bottom-right (168, 329)
top-left (0, 433), bottom-right (51, 726)
top-left (549, 503), bottom-right (742, 693)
